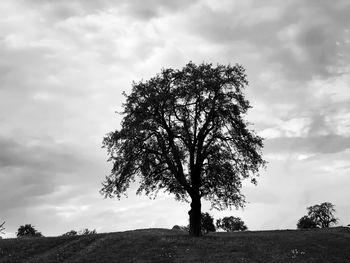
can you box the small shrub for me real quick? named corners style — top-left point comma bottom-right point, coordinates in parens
top-left (297, 215), bottom-right (317, 229)
top-left (216, 216), bottom-right (248, 232)
top-left (62, 230), bottom-right (78, 236)
top-left (79, 228), bottom-right (97, 235)
top-left (201, 212), bottom-right (216, 234)
top-left (172, 225), bottom-right (188, 231)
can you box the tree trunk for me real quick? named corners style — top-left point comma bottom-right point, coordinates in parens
top-left (188, 194), bottom-right (202, 236)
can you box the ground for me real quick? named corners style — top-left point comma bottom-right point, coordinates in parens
top-left (0, 227), bottom-right (349, 262)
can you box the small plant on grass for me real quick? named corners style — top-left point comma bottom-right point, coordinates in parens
top-left (216, 216), bottom-right (248, 231)
top-left (16, 224), bottom-right (43, 238)
top-left (290, 248), bottom-right (306, 259)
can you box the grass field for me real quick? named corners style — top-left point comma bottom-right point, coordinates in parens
top-left (0, 227), bottom-right (349, 262)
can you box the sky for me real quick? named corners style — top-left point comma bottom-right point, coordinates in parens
top-left (1, 0), bottom-right (349, 238)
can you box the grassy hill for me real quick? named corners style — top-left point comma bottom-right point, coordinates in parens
top-left (0, 227), bottom-right (349, 262)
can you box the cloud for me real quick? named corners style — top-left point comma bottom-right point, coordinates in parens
top-left (116, 0), bottom-right (200, 20)
top-left (265, 134), bottom-right (350, 155)
top-left (185, 0), bottom-right (350, 81)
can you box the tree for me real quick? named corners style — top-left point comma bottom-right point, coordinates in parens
top-left (101, 62), bottom-right (265, 236)
top-left (17, 224), bottom-right (43, 238)
top-left (216, 216), bottom-right (248, 231)
top-left (0, 221), bottom-right (5, 235)
top-left (307, 202), bottom-right (338, 228)
top-left (201, 212), bottom-right (216, 234)
top-left (297, 215), bottom-right (317, 229)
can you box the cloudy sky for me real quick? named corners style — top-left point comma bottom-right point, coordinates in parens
top-left (1, 0), bottom-right (350, 238)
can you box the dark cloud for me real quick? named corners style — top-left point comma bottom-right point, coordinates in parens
top-left (265, 134), bottom-right (350, 155)
top-left (0, 134), bottom-right (101, 214)
top-left (19, 0), bottom-right (200, 23)
top-left (187, 0), bottom-right (350, 81)
top-left (0, 41), bottom-right (56, 91)
top-left (0, 135), bottom-right (87, 171)
top-left (19, 0), bottom-right (112, 21)
top-left (114, 0), bottom-right (200, 20)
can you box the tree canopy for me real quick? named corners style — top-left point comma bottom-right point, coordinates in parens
top-left (201, 212), bottom-right (216, 234)
top-left (101, 62), bottom-right (265, 236)
top-left (297, 215), bottom-right (317, 229)
top-left (16, 224), bottom-right (43, 238)
top-left (307, 202), bottom-right (338, 228)
top-left (297, 202), bottom-right (338, 229)
top-left (217, 216), bottom-right (248, 231)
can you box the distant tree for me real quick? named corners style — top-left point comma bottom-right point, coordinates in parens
top-left (16, 224), bottom-right (43, 238)
top-left (0, 221), bottom-right (5, 235)
top-left (62, 230), bottom-right (78, 236)
top-left (307, 202), bottom-right (338, 228)
top-left (216, 216), bottom-right (248, 232)
top-left (201, 212), bottom-right (216, 234)
top-left (79, 228), bottom-right (97, 235)
top-left (101, 62), bottom-right (266, 236)
top-left (297, 215), bottom-right (317, 229)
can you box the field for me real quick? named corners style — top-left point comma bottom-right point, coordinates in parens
top-left (0, 227), bottom-right (349, 262)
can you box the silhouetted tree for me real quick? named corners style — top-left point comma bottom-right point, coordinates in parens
top-left (101, 62), bottom-right (265, 236)
top-left (16, 224), bottom-right (43, 238)
top-left (201, 212), bottom-right (216, 234)
top-left (307, 202), bottom-right (338, 228)
top-left (0, 221), bottom-right (5, 235)
top-left (297, 215), bottom-right (317, 229)
top-left (216, 216), bottom-right (248, 231)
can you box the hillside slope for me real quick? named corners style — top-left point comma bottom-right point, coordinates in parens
top-left (0, 227), bottom-right (349, 262)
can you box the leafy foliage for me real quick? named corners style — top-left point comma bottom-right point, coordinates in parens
top-left (16, 224), bottom-right (43, 238)
top-left (101, 62), bottom-right (265, 236)
top-left (306, 202), bottom-right (338, 228)
top-left (201, 212), bottom-right (216, 234)
top-left (297, 216), bottom-right (317, 229)
top-left (0, 221), bottom-right (5, 235)
top-left (216, 216), bottom-right (248, 231)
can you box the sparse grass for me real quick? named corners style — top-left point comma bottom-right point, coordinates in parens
top-left (0, 227), bottom-right (349, 262)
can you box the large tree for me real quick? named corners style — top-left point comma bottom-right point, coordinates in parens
top-left (101, 62), bottom-right (265, 236)
top-left (307, 202), bottom-right (338, 228)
